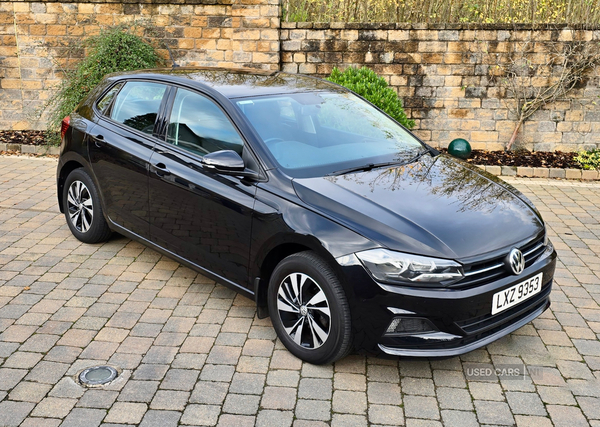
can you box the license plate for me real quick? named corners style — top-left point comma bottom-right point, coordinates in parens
top-left (491, 273), bottom-right (543, 315)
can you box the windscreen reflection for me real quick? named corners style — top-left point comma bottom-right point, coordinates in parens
top-left (236, 92), bottom-right (424, 178)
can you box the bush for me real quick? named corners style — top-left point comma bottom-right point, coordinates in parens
top-left (326, 66), bottom-right (414, 129)
top-left (45, 26), bottom-right (162, 144)
top-left (575, 149), bottom-right (600, 170)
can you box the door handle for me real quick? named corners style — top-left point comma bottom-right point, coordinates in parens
top-left (152, 162), bottom-right (171, 177)
top-left (92, 134), bottom-right (104, 148)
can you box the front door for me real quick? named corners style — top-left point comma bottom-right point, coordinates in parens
top-left (148, 87), bottom-right (257, 288)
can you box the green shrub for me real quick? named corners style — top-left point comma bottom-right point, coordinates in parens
top-left (326, 66), bottom-right (414, 129)
top-left (575, 149), bottom-right (600, 170)
top-left (45, 26), bottom-right (162, 144)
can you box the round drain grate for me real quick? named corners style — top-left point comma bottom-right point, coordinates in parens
top-left (79, 366), bottom-right (118, 386)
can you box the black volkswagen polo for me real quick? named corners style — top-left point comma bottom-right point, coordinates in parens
top-left (57, 67), bottom-right (556, 364)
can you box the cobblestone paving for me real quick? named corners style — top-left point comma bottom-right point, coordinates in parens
top-left (0, 156), bottom-right (599, 427)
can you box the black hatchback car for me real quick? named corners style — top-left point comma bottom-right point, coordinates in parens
top-left (58, 67), bottom-right (556, 364)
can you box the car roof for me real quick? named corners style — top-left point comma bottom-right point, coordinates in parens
top-left (105, 67), bottom-right (345, 99)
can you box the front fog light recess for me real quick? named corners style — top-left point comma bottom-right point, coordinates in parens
top-left (385, 317), bottom-right (437, 335)
top-left (356, 248), bottom-right (463, 285)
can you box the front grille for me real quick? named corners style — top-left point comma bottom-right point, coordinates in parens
top-left (450, 236), bottom-right (546, 290)
top-left (455, 282), bottom-right (552, 335)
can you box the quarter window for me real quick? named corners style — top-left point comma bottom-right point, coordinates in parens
top-left (110, 81), bottom-right (167, 135)
top-left (96, 83), bottom-right (123, 114)
top-left (166, 89), bottom-right (244, 156)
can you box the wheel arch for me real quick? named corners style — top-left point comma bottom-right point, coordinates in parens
top-left (253, 235), bottom-right (347, 319)
top-left (57, 159), bottom-right (86, 213)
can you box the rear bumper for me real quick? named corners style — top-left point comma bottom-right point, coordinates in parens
top-left (340, 245), bottom-right (557, 357)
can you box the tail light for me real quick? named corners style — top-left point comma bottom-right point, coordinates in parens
top-left (61, 116), bottom-right (70, 140)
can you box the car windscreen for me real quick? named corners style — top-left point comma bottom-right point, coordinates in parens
top-left (235, 91), bottom-right (425, 178)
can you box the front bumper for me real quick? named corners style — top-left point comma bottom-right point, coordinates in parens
top-left (340, 245), bottom-right (557, 357)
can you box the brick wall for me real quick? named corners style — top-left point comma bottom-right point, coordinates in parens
top-left (0, 0), bottom-right (279, 130)
top-left (281, 23), bottom-right (600, 152)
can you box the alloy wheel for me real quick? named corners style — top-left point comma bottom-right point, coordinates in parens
top-left (67, 180), bottom-right (93, 233)
top-left (276, 272), bottom-right (331, 349)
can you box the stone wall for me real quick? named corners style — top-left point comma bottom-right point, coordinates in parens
top-left (281, 23), bottom-right (600, 152)
top-left (2, 4), bottom-right (600, 152)
top-left (0, 0), bottom-right (279, 130)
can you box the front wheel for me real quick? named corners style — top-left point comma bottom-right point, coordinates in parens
top-left (268, 251), bottom-right (353, 365)
top-left (63, 168), bottom-right (111, 244)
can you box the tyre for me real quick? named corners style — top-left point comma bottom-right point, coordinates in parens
top-left (63, 168), bottom-right (111, 244)
top-left (268, 251), bottom-right (353, 364)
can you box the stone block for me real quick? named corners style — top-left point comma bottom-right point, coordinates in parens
top-left (549, 168), bottom-right (566, 178)
top-left (295, 399), bottom-right (331, 421)
top-left (501, 166), bottom-right (517, 176)
top-left (281, 63), bottom-right (298, 73)
top-left (581, 170), bottom-right (599, 180)
top-left (298, 63), bottom-right (316, 74)
top-left (533, 167), bottom-right (550, 178)
top-left (282, 40), bottom-right (301, 50)
top-left (485, 166), bottom-right (501, 176)
top-left (517, 167), bottom-right (534, 177)
top-left (565, 169), bottom-right (582, 180)
top-left (418, 41), bottom-right (447, 52)
top-left (21, 145), bottom-right (36, 154)
top-left (438, 30), bottom-right (459, 41)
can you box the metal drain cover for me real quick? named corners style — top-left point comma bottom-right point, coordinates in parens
top-left (79, 366), bottom-right (118, 386)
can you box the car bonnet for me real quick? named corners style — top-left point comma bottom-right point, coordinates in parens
top-left (291, 154), bottom-right (544, 260)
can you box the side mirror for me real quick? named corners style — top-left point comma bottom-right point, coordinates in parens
top-left (201, 150), bottom-right (260, 180)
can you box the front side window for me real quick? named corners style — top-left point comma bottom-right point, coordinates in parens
top-left (166, 88), bottom-right (244, 157)
top-left (110, 81), bottom-right (167, 135)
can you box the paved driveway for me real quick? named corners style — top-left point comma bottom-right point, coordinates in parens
top-left (0, 156), bottom-right (599, 427)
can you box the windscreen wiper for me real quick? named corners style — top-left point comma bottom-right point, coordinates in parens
top-left (329, 150), bottom-right (429, 176)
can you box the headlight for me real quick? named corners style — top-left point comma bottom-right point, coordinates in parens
top-left (355, 248), bottom-right (463, 286)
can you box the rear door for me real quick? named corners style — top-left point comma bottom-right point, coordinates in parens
top-left (148, 87), bottom-right (257, 288)
top-left (89, 80), bottom-right (169, 238)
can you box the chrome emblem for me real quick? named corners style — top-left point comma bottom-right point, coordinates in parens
top-left (508, 248), bottom-right (525, 275)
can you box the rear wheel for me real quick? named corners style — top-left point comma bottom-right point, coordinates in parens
top-left (63, 168), bottom-right (111, 243)
top-left (268, 251), bottom-right (352, 364)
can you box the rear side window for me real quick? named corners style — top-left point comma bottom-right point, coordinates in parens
top-left (110, 81), bottom-right (167, 135)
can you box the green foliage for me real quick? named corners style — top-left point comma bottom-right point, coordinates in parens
top-left (326, 66), bottom-right (414, 129)
top-left (284, 0), bottom-right (600, 24)
top-left (284, 0), bottom-right (310, 21)
top-left (45, 26), bottom-right (161, 144)
top-left (575, 149), bottom-right (600, 170)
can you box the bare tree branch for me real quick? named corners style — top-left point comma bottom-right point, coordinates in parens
top-left (499, 34), bottom-right (600, 151)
